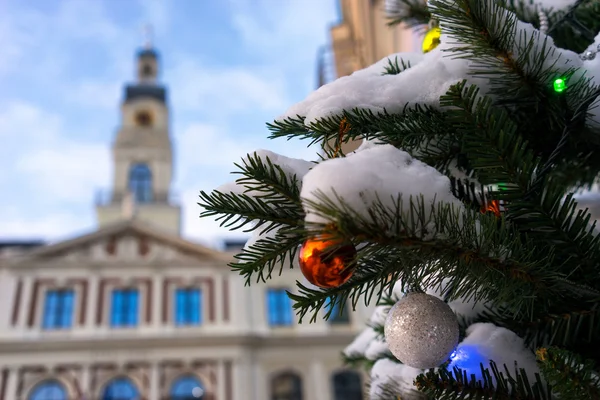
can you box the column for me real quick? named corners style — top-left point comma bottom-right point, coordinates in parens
top-left (79, 365), bottom-right (91, 399)
top-left (152, 275), bottom-right (162, 328)
top-left (310, 360), bottom-right (328, 400)
top-left (149, 362), bottom-right (159, 400)
top-left (17, 276), bottom-right (32, 329)
top-left (86, 275), bottom-right (99, 330)
top-left (216, 360), bottom-right (226, 400)
top-left (5, 368), bottom-right (18, 400)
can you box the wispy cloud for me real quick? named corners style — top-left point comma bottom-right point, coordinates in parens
top-left (0, 0), bottom-right (336, 246)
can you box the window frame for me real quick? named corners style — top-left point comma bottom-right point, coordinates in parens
top-left (101, 376), bottom-right (140, 400)
top-left (110, 288), bottom-right (140, 328)
top-left (28, 379), bottom-right (67, 400)
top-left (270, 371), bottom-right (303, 400)
top-left (170, 375), bottom-right (206, 399)
top-left (41, 288), bottom-right (75, 330)
top-left (331, 370), bottom-right (363, 400)
top-left (128, 163), bottom-right (153, 203)
top-left (174, 287), bottom-right (203, 326)
top-left (266, 288), bottom-right (293, 327)
top-left (326, 299), bottom-right (351, 325)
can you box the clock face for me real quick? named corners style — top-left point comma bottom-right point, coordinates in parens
top-left (141, 64), bottom-right (153, 77)
top-left (135, 111), bottom-right (153, 127)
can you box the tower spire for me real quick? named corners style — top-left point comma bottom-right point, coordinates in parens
top-left (143, 24), bottom-right (154, 49)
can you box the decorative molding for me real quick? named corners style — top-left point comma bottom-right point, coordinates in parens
top-left (105, 235), bottom-right (117, 255)
top-left (0, 368), bottom-right (7, 400)
top-left (138, 235), bottom-right (150, 256)
top-left (159, 359), bottom-right (218, 400)
top-left (192, 277), bottom-right (215, 322)
top-left (11, 279), bottom-right (22, 326)
top-left (67, 278), bottom-right (88, 325)
top-left (27, 279), bottom-right (54, 328)
top-left (224, 360), bottom-right (233, 400)
top-left (222, 277), bottom-right (229, 322)
top-left (133, 278), bottom-right (153, 323)
top-left (96, 278), bottom-right (120, 326)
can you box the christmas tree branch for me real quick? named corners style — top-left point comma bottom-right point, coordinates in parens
top-left (546, 0), bottom-right (600, 52)
top-left (381, 56), bottom-right (413, 76)
top-left (231, 228), bottom-right (305, 284)
top-left (198, 190), bottom-right (303, 232)
top-left (442, 81), bottom-right (600, 288)
top-left (287, 193), bottom-right (595, 322)
top-left (415, 362), bottom-right (550, 399)
top-left (536, 347), bottom-right (600, 399)
top-left (481, 305), bottom-right (600, 362)
top-left (385, 0), bottom-right (431, 29)
top-left (431, 0), bottom-right (589, 143)
top-left (233, 152), bottom-right (304, 204)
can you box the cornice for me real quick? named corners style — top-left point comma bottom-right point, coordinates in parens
top-left (0, 332), bottom-right (357, 353)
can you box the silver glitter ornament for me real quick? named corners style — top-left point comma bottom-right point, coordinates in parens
top-left (384, 292), bottom-right (459, 369)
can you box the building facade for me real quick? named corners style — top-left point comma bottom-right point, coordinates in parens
top-left (319, 0), bottom-right (419, 153)
top-left (0, 45), bottom-right (371, 400)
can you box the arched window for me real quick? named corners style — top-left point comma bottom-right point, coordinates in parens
top-left (101, 377), bottom-right (139, 400)
top-left (28, 380), bottom-right (67, 400)
top-left (170, 375), bottom-right (206, 399)
top-left (271, 372), bottom-right (303, 400)
top-left (128, 163), bottom-right (153, 203)
top-left (332, 371), bottom-right (363, 400)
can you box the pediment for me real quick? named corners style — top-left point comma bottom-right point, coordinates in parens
top-left (8, 219), bottom-right (234, 267)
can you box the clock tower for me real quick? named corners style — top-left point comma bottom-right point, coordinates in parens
top-left (96, 41), bottom-right (181, 234)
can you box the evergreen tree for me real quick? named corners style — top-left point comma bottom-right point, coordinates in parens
top-left (199, 0), bottom-right (600, 398)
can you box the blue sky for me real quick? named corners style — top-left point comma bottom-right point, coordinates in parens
top-left (0, 0), bottom-right (338, 247)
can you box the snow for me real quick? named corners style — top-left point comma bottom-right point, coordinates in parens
top-left (370, 358), bottom-right (423, 400)
top-left (344, 327), bottom-right (378, 357)
top-left (369, 305), bottom-right (391, 326)
top-left (583, 32), bottom-right (600, 128)
top-left (280, 3), bottom-right (593, 131)
top-left (215, 150), bottom-right (314, 245)
top-left (216, 149), bottom-right (314, 197)
top-left (279, 49), bottom-right (456, 126)
top-left (365, 337), bottom-right (390, 360)
top-left (300, 144), bottom-right (463, 233)
top-left (424, 277), bottom-right (490, 321)
top-left (449, 323), bottom-right (541, 385)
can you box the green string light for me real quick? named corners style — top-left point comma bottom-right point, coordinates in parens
top-left (553, 78), bottom-right (567, 93)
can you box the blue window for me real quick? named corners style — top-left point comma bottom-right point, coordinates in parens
top-left (326, 299), bottom-right (350, 325)
top-left (110, 289), bottom-right (139, 327)
top-left (332, 371), bottom-right (363, 400)
top-left (171, 375), bottom-right (206, 400)
top-left (102, 377), bottom-right (139, 400)
top-left (128, 163), bottom-right (153, 203)
top-left (28, 380), bottom-right (67, 400)
top-left (42, 289), bottom-right (74, 330)
top-left (175, 288), bottom-right (202, 326)
top-left (266, 288), bottom-right (293, 326)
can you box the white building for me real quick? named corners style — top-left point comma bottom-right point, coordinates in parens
top-left (0, 45), bottom-right (370, 400)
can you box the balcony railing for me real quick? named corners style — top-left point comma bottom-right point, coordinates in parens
top-left (95, 189), bottom-right (180, 206)
top-left (316, 45), bottom-right (337, 89)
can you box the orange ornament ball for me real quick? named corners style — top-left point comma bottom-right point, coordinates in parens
top-left (298, 237), bottom-right (357, 289)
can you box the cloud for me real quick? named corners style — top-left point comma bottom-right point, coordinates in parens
top-left (177, 120), bottom-right (321, 246)
top-left (16, 144), bottom-right (110, 203)
top-left (0, 100), bottom-right (109, 205)
top-left (169, 59), bottom-right (290, 114)
top-left (0, 209), bottom-right (95, 242)
top-left (137, 0), bottom-right (171, 38)
top-left (0, 1), bottom-right (335, 247)
top-left (66, 80), bottom-right (122, 109)
top-left (228, 0), bottom-right (337, 57)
